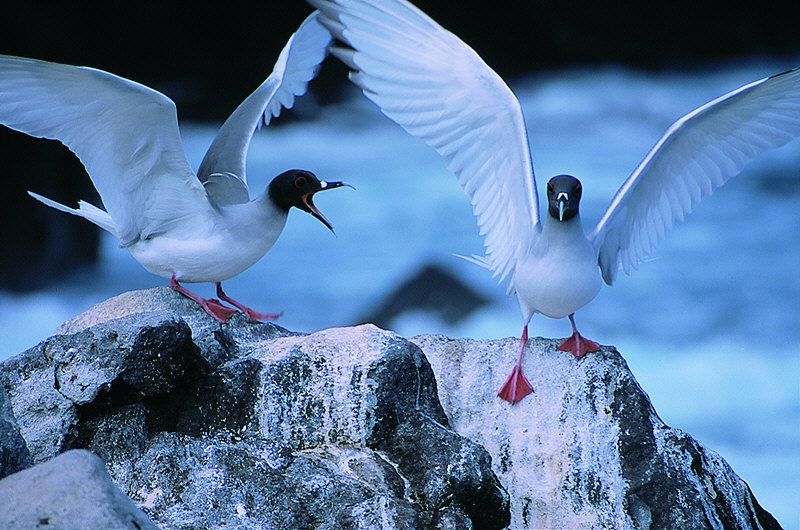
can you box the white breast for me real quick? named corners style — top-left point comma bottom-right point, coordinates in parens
top-left (128, 198), bottom-right (288, 284)
top-left (512, 217), bottom-right (602, 321)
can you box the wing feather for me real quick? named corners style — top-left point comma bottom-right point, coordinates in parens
top-left (0, 54), bottom-right (205, 246)
top-left (591, 67), bottom-right (800, 284)
top-left (311, 0), bottom-right (540, 286)
top-left (197, 12), bottom-right (332, 206)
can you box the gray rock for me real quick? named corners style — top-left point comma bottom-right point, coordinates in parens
top-left (119, 431), bottom-right (422, 529)
top-left (412, 334), bottom-right (782, 530)
top-left (0, 449), bottom-right (157, 529)
top-left (0, 287), bottom-right (782, 529)
top-left (0, 386), bottom-right (31, 479)
top-left (0, 310), bottom-right (200, 463)
top-left (0, 288), bottom-right (509, 529)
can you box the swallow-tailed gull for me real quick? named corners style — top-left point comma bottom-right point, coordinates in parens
top-left (0, 12), bottom-right (351, 323)
top-left (310, 0), bottom-right (800, 403)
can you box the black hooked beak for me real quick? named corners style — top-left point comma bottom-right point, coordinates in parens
top-left (301, 180), bottom-right (354, 233)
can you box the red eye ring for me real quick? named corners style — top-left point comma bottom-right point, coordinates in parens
top-left (294, 176), bottom-right (308, 188)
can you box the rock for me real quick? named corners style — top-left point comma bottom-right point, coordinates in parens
top-left (0, 287), bottom-right (782, 529)
top-left (0, 386), bottom-right (32, 479)
top-left (411, 334), bottom-right (782, 530)
top-left (0, 288), bottom-right (509, 529)
top-left (0, 449), bottom-right (157, 529)
top-left (0, 309), bottom-right (202, 464)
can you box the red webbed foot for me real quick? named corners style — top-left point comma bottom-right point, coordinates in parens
top-left (557, 332), bottom-right (600, 359)
top-left (239, 308), bottom-right (283, 323)
top-left (203, 299), bottom-right (239, 322)
top-left (216, 283), bottom-right (281, 323)
top-left (497, 363), bottom-right (533, 403)
top-left (558, 313), bottom-right (600, 359)
top-left (170, 275), bottom-right (237, 323)
top-left (497, 326), bottom-right (533, 404)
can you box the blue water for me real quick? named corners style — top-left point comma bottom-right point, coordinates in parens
top-left (2, 59), bottom-right (798, 527)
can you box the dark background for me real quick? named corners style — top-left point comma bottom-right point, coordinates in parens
top-left (4, 3), bottom-right (799, 118)
top-left (2, 2), bottom-right (799, 290)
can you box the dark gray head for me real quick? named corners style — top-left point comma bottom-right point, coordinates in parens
top-left (547, 175), bottom-right (582, 222)
top-left (268, 169), bottom-right (350, 231)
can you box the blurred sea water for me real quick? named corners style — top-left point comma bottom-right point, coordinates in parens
top-left (1, 59), bottom-right (798, 527)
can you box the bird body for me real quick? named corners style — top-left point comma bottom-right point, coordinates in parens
top-left (127, 195), bottom-right (287, 284)
top-left (0, 12), bottom-right (349, 322)
top-left (30, 183), bottom-right (288, 284)
top-left (515, 212), bottom-right (600, 322)
top-left (310, 0), bottom-right (800, 403)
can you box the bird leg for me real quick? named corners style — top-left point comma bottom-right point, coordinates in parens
top-left (216, 283), bottom-right (282, 322)
top-left (497, 325), bottom-right (534, 404)
top-left (558, 313), bottom-right (600, 359)
top-left (169, 275), bottom-right (237, 322)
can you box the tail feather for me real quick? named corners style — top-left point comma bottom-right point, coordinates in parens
top-left (454, 253), bottom-right (491, 269)
top-left (28, 191), bottom-right (117, 237)
top-left (455, 253), bottom-right (516, 297)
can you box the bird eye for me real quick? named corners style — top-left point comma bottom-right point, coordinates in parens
top-left (547, 182), bottom-right (554, 193)
top-left (574, 183), bottom-right (582, 197)
top-left (294, 176), bottom-right (307, 188)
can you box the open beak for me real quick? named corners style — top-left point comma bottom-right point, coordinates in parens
top-left (302, 180), bottom-right (353, 233)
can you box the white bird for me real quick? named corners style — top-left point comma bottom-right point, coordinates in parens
top-left (310, 0), bottom-right (800, 403)
top-left (0, 12), bottom-right (351, 323)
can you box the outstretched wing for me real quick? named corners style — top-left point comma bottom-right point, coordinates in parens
top-left (198, 12), bottom-right (333, 206)
top-left (0, 54), bottom-right (206, 246)
top-left (591, 67), bottom-right (800, 284)
top-left (311, 0), bottom-right (540, 286)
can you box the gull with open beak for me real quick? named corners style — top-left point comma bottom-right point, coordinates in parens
top-left (0, 13), bottom-right (352, 323)
top-left (310, 0), bottom-right (800, 403)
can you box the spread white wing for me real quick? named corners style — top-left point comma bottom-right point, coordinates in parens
top-left (591, 67), bottom-right (800, 284)
top-left (198, 12), bottom-right (332, 206)
top-left (0, 54), bottom-right (205, 246)
top-left (311, 0), bottom-right (540, 286)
